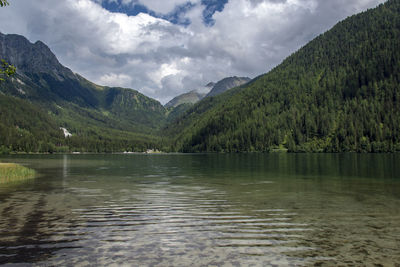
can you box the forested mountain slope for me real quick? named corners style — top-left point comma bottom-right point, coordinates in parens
top-left (0, 33), bottom-right (166, 152)
top-left (163, 77), bottom-right (250, 126)
top-left (168, 0), bottom-right (400, 153)
top-left (0, 94), bottom-right (64, 153)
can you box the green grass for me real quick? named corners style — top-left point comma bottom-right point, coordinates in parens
top-left (0, 163), bottom-right (36, 183)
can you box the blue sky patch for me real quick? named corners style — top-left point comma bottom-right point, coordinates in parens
top-left (98, 0), bottom-right (228, 26)
top-left (202, 0), bottom-right (228, 25)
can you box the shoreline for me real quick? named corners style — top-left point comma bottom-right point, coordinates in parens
top-left (1, 150), bottom-right (400, 156)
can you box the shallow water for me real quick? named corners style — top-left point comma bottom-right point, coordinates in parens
top-left (0, 153), bottom-right (399, 266)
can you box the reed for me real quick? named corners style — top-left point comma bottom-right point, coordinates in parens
top-left (0, 163), bottom-right (36, 183)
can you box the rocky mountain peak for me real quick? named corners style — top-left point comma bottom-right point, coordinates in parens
top-left (205, 76), bottom-right (251, 98)
top-left (0, 32), bottom-right (73, 79)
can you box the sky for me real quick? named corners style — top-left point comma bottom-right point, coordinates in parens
top-left (0, 0), bottom-right (385, 104)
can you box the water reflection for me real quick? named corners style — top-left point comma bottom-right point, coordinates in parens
top-left (0, 154), bottom-right (399, 266)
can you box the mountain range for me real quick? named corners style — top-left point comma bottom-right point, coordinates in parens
top-left (165, 90), bottom-right (208, 109)
top-left (0, 32), bottom-right (252, 153)
top-left (205, 77), bottom-right (251, 98)
top-left (164, 77), bottom-right (250, 109)
top-left (165, 0), bottom-right (400, 153)
top-left (0, 32), bottom-right (167, 152)
top-left (1, 0), bottom-right (399, 153)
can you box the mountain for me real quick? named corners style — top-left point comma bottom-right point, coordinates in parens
top-left (166, 0), bottom-right (400, 153)
top-left (165, 77), bottom-right (250, 109)
top-left (0, 94), bottom-right (64, 154)
top-left (164, 77), bottom-right (250, 123)
top-left (165, 90), bottom-right (207, 108)
top-left (205, 76), bottom-right (251, 98)
top-left (165, 82), bottom-right (216, 108)
top-left (205, 82), bottom-right (216, 88)
top-left (163, 78), bottom-right (253, 141)
top-left (163, 82), bottom-right (215, 124)
top-left (0, 33), bottom-right (167, 153)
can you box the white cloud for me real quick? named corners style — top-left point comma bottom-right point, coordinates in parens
top-left (0, 0), bottom-right (385, 104)
top-left (136, 0), bottom-right (199, 14)
top-left (99, 73), bottom-right (133, 87)
top-left (150, 62), bottom-right (182, 86)
top-left (69, 0), bottom-right (177, 55)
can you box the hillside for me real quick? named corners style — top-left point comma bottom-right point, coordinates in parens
top-left (165, 77), bottom-right (250, 109)
top-left (205, 76), bottom-right (250, 98)
top-left (163, 77), bottom-right (256, 140)
top-left (0, 94), bottom-right (64, 153)
top-left (164, 78), bottom-right (251, 124)
top-left (0, 33), bottom-right (166, 153)
top-left (167, 0), bottom-right (400, 153)
top-left (165, 90), bottom-right (207, 108)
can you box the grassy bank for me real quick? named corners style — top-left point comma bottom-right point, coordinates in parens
top-left (0, 163), bottom-right (36, 183)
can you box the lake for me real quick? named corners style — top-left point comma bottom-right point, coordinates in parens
top-left (0, 153), bottom-right (399, 266)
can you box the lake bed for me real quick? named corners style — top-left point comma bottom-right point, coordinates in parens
top-left (0, 154), bottom-right (399, 266)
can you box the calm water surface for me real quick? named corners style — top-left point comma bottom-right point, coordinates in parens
top-left (0, 154), bottom-right (399, 266)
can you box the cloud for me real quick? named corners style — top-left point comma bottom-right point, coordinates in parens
top-left (99, 73), bottom-right (133, 87)
top-left (136, 0), bottom-right (199, 14)
top-left (0, 0), bottom-right (384, 104)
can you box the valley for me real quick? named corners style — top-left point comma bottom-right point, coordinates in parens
top-left (1, 0), bottom-right (400, 153)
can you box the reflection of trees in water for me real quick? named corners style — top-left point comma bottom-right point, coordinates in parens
top-left (0, 162), bottom-right (78, 264)
top-left (0, 192), bottom-right (80, 264)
